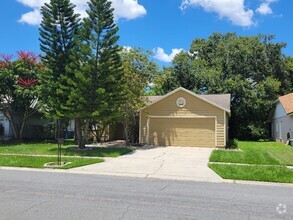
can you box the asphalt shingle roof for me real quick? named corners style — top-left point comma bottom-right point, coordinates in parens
top-left (279, 93), bottom-right (293, 114)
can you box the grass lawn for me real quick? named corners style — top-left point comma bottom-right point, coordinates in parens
top-left (209, 164), bottom-right (293, 183)
top-left (209, 141), bottom-right (293, 183)
top-left (0, 155), bottom-right (103, 169)
top-left (0, 140), bottom-right (134, 157)
top-left (210, 141), bottom-right (293, 166)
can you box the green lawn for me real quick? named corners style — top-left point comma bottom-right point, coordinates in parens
top-left (210, 141), bottom-right (293, 165)
top-left (0, 155), bottom-right (103, 169)
top-left (0, 140), bottom-right (134, 157)
top-left (209, 164), bottom-right (293, 183)
top-left (209, 141), bottom-right (293, 183)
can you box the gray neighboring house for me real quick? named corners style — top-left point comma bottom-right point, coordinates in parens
top-left (272, 93), bottom-right (293, 143)
top-left (0, 111), bottom-right (51, 140)
top-left (0, 111), bottom-right (13, 139)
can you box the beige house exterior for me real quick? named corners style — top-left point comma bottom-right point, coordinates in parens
top-left (139, 87), bottom-right (231, 148)
top-left (272, 93), bottom-right (293, 143)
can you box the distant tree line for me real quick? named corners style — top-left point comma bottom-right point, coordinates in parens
top-left (151, 33), bottom-right (293, 140)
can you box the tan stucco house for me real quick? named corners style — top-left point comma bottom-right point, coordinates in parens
top-left (139, 87), bottom-right (231, 148)
top-left (272, 93), bottom-right (293, 143)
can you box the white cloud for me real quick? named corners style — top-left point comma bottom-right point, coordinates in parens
top-left (17, 0), bottom-right (146, 25)
top-left (17, 0), bottom-right (46, 8)
top-left (18, 9), bottom-right (42, 25)
top-left (153, 48), bottom-right (184, 63)
top-left (112, 0), bottom-right (146, 20)
top-left (180, 0), bottom-right (254, 27)
top-left (256, 3), bottom-right (272, 15)
top-left (122, 46), bottom-right (132, 52)
top-left (256, 0), bottom-right (277, 15)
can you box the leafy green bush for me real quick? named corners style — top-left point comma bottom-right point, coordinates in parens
top-left (247, 124), bottom-right (268, 141)
top-left (238, 124), bottom-right (269, 141)
top-left (225, 139), bottom-right (238, 149)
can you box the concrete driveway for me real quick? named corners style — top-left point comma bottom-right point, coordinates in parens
top-left (70, 147), bottom-right (222, 182)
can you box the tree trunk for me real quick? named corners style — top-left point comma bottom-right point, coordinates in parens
top-left (75, 118), bottom-right (85, 149)
top-left (82, 120), bottom-right (90, 148)
top-left (98, 125), bottom-right (106, 142)
top-left (19, 119), bottom-right (26, 140)
top-left (74, 118), bottom-right (79, 144)
top-left (3, 111), bottom-right (19, 139)
top-left (10, 120), bottom-right (19, 139)
top-left (123, 120), bottom-right (129, 146)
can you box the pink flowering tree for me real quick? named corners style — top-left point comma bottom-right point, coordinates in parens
top-left (0, 51), bottom-right (44, 139)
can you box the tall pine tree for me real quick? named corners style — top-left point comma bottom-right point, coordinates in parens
top-left (65, 0), bottom-right (125, 148)
top-left (39, 0), bottom-right (80, 138)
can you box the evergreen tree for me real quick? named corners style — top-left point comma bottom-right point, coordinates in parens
top-left (65, 0), bottom-right (125, 148)
top-left (39, 0), bottom-right (80, 138)
top-left (159, 33), bottom-right (288, 140)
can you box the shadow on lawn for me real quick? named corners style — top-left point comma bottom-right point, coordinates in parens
top-left (0, 139), bottom-right (76, 147)
top-left (48, 146), bottom-right (134, 157)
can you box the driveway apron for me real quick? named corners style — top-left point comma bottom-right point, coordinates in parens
top-left (69, 147), bottom-right (222, 182)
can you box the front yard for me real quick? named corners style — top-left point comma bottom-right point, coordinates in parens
top-left (209, 141), bottom-right (293, 183)
top-left (0, 140), bottom-right (134, 169)
top-left (0, 140), bottom-right (134, 157)
top-left (0, 155), bottom-right (104, 169)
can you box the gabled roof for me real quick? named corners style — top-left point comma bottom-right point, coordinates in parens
top-left (200, 94), bottom-right (231, 111)
top-left (278, 93), bottom-right (293, 115)
top-left (142, 87), bottom-right (231, 113)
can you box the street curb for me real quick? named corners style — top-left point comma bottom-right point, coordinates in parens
top-left (221, 179), bottom-right (293, 187)
top-left (1, 166), bottom-right (293, 187)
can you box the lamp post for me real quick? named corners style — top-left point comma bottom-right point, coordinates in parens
top-left (56, 138), bottom-right (64, 165)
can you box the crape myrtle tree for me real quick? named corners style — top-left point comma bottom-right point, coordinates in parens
top-left (39, 0), bottom-right (80, 139)
top-left (65, 0), bottom-right (125, 148)
top-left (158, 33), bottom-right (290, 140)
top-left (0, 52), bottom-right (42, 139)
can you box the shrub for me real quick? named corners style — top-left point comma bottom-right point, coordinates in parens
top-left (226, 139), bottom-right (238, 149)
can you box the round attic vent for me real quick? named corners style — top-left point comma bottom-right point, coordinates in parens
top-left (176, 97), bottom-right (186, 107)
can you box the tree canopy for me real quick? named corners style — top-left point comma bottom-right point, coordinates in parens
top-left (0, 52), bottom-right (43, 139)
top-left (119, 48), bottom-right (159, 143)
top-left (39, 0), bottom-right (80, 119)
top-left (157, 33), bottom-right (292, 140)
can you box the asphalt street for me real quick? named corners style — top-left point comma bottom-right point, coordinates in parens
top-left (0, 170), bottom-right (292, 220)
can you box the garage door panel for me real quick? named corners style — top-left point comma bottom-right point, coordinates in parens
top-left (149, 118), bottom-right (215, 147)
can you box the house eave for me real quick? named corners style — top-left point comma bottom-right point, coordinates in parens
top-left (140, 87), bottom-right (231, 113)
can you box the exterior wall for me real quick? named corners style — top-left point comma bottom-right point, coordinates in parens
top-left (140, 90), bottom-right (226, 147)
top-left (0, 111), bottom-right (13, 138)
top-left (272, 115), bottom-right (293, 143)
top-left (273, 102), bottom-right (287, 119)
top-left (225, 112), bottom-right (229, 144)
top-left (272, 102), bottom-right (293, 143)
top-left (0, 111), bottom-right (54, 139)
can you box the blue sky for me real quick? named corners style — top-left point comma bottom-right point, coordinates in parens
top-left (0, 0), bottom-right (292, 65)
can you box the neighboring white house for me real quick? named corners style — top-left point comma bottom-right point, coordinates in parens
top-left (272, 93), bottom-right (293, 143)
top-left (0, 111), bottom-right (53, 140)
top-left (0, 111), bottom-right (13, 139)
